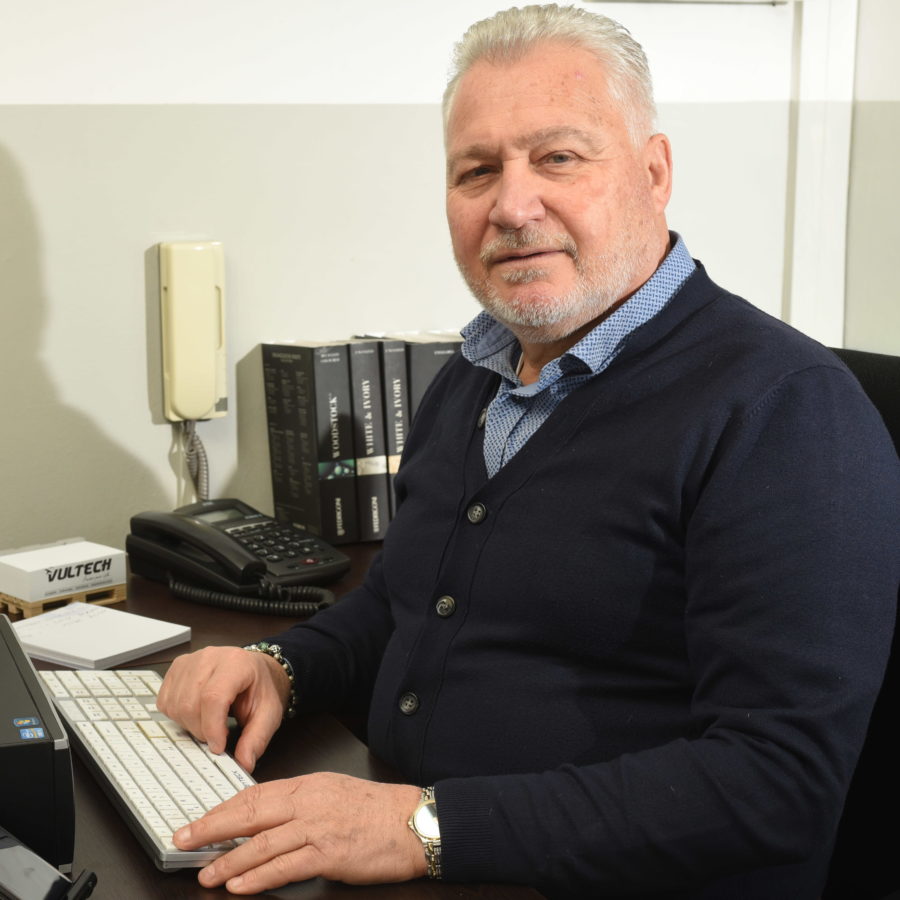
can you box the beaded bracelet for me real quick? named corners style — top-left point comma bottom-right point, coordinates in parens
top-left (242, 641), bottom-right (297, 719)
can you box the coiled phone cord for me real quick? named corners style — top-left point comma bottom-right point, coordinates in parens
top-left (167, 576), bottom-right (336, 617)
top-left (181, 420), bottom-right (210, 501)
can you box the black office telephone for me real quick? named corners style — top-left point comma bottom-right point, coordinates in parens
top-left (126, 499), bottom-right (352, 616)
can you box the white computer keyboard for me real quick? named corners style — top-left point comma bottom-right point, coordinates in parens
top-left (39, 668), bottom-right (255, 871)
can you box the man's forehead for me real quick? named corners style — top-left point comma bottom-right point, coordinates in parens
top-left (445, 46), bottom-right (618, 150)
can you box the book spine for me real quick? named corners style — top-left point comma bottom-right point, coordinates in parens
top-left (378, 340), bottom-right (409, 519)
top-left (261, 344), bottom-right (323, 535)
top-left (348, 341), bottom-right (391, 540)
top-left (406, 340), bottom-right (461, 421)
top-left (310, 343), bottom-right (359, 544)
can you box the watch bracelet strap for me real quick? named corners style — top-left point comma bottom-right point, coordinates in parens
top-left (415, 786), bottom-right (442, 880)
top-left (425, 842), bottom-right (442, 880)
top-left (242, 641), bottom-right (297, 719)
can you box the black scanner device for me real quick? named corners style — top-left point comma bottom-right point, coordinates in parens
top-left (0, 614), bottom-right (75, 873)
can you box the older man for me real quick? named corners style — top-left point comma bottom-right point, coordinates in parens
top-left (158, 5), bottom-right (899, 898)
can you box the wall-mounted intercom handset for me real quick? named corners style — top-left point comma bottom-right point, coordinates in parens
top-left (126, 499), bottom-right (352, 616)
top-left (158, 241), bottom-right (227, 424)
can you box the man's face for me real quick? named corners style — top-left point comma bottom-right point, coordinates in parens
top-left (446, 42), bottom-right (672, 344)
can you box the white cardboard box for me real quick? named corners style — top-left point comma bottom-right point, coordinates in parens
top-left (0, 540), bottom-right (126, 603)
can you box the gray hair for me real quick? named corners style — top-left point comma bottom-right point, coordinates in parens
top-left (443, 4), bottom-right (657, 144)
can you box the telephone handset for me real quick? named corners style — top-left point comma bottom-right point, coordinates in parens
top-left (126, 499), bottom-right (352, 616)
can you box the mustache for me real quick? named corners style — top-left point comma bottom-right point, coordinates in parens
top-left (480, 229), bottom-right (578, 267)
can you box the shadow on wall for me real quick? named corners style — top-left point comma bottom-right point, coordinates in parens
top-left (0, 144), bottom-right (168, 551)
top-left (220, 346), bottom-right (274, 517)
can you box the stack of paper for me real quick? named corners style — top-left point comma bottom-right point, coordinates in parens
top-left (11, 604), bottom-right (190, 669)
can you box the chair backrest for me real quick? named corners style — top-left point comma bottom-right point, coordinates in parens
top-left (831, 348), bottom-right (900, 455)
top-left (823, 347), bottom-right (900, 900)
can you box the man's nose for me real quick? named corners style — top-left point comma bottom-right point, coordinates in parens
top-left (488, 165), bottom-right (546, 231)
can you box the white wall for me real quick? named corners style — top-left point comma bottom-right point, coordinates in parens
top-left (0, 1), bottom-right (792, 105)
top-left (0, 1), bottom-right (816, 549)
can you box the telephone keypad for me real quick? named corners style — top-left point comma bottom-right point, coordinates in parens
top-left (231, 524), bottom-right (339, 571)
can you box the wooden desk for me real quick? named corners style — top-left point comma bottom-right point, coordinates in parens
top-left (66, 547), bottom-right (541, 899)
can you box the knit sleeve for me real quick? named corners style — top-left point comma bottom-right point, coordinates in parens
top-left (261, 550), bottom-right (395, 714)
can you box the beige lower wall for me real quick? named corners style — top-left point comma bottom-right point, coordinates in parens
top-left (845, 101), bottom-right (900, 355)
top-left (845, 0), bottom-right (900, 356)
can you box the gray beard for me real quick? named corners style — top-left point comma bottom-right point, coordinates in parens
top-left (458, 228), bottom-right (642, 343)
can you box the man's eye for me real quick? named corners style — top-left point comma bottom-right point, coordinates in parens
top-left (544, 152), bottom-right (574, 165)
top-left (460, 165), bottom-right (494, 182)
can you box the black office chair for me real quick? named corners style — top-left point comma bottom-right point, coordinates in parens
top-left (822, 348), bottom-right (900, 900)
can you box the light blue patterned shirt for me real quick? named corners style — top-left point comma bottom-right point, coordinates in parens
top-left (461, 233), bottom-right (696, 477)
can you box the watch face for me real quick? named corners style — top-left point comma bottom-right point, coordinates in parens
top-left (413, 802), bottom-right (440, 840)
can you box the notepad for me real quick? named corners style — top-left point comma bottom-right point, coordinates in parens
top-left (11, 603), bottom-right (190, 669)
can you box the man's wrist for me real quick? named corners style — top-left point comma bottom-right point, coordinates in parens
top-left (242, 641), bottom-right (297, 719)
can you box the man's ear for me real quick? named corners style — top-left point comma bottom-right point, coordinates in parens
top-left (644, 133), bottom-right (673, 212)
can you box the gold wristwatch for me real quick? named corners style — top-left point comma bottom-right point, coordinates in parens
top-left (408, 786), bottom-right (442, 879)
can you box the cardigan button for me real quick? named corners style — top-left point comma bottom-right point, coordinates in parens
top-left (435, 596), bottom-right (456, 617)
top-left (466, 502), bottom-right (487, 524)
top-left (399, 692), bottom-right (420, 715)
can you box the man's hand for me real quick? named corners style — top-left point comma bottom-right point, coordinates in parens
top-left (173, 773), bottom-right (426, 893)
top-left (157, 646), bottom-right (290, 772)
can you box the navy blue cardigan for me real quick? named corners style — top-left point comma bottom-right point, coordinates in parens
top-left (269, 264), bottom-right (899, 898)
